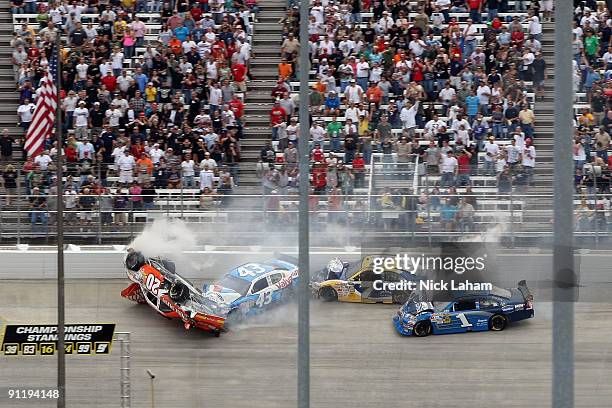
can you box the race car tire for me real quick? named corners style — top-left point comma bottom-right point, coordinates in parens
top-left (125, 251), bottom-right (146, 271)
top-left (319, 287), bottom-right (338, 302)
top-left (413, 321), bottom-right (432, 337)
top-left (392, 291), bottom-right (410, 305)
top-left (489, 314), bottom-right (508, 331)
top-left (169, 282), bottom-right (189, 304)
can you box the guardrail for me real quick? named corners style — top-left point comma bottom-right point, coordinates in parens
top-left (1, 187), bottom-right (612, 247)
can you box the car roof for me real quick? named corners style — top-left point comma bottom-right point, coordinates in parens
top-left (226, 260), bottom-right (292, 282)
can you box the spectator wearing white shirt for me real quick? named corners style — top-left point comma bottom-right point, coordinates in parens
top-left (73, 101), bottom-right (90, 140)
top-left (34, 151), bottom-right (52, 171)
top-left (440, 151), bottom-right (458, 187)
top-left (483, 137), bottom-right (499, 175)
top-left (200, 152), bottom-right (217, 169)
top-left (345, 80), bottom-right (363, 104)
top-left (310, 122), bottom-right (326, 147)
top-left (377, 11), bottom-right (394, 33)
top-left (400, 99), bottom-right (420, 138)
top-left (438, 82), bottom-right (456, 116)
top-left (149, 144), bottom-right (164, 165)
top-left (425, 115), bottom-right (447, 138)
top-left (356, 56), bottom-right (371, 92)
top-left (528, 16), bottom-right (542, 41)
top-left (181, 154), bottom-right (196, 187)
top-left (522, 139), bottom-right (536, 185)
top-left (77, 139), bottom-right (95, 161)
top-left (17, 98), bottom-right (35, 131)
top-left (117, 150), bottom-right (136, 184)
top-left (199, 166), bottom-right (215, 191)
top-left (105, 104), bottom-right (123, 129)
top-left (75, 57), bottom-right (89, 88)
top-left (476, 82), bottom-right (492, 116)
top-left (505, 139), bottom-right (521, 170)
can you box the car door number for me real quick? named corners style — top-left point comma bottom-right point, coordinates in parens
top-left (255, 290), bottom-right (273, 307)
top-left (145, 273), bottom-right (161, 295)
top-left (457, 313), bottom-right (473, 328)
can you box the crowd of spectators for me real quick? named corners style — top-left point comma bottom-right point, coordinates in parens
top-left (259, 0), bottom-right (549, 232)
top-left (267, 0), bottom-right (545, 190)
top-left (5, 0), bottom-right (259, 225)
top-left (572, 0), bottom-right (612, 231)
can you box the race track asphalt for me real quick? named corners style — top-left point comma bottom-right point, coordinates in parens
top-left (0, 254), bottom-right (611, 407)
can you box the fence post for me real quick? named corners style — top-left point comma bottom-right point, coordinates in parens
top-left (425, 170), bottom-right (432, 247)
top-left (17, 168), bottom-right (21, 245)
top-left (591, 163), bottom-right (599, 249)
top-left (509, 175), bottom-right (515, 249)
top-left (180, 167), bottom-right (184, 220)
top-left (345, 193), bottom-right (350, 247)
top-left (0, 186), bottom-right (3, 242)
top-left (97, 194), bottom-right (102, 245)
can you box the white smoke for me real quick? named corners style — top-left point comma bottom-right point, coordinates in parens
top-left (129, 218), bottom-right (201, 273)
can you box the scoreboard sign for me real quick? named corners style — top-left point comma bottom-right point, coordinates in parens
top-left (1, 324), bottom-right (115, 356)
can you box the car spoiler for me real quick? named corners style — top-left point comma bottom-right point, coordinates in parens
top-left (517, 280), bottom-right (533, 301)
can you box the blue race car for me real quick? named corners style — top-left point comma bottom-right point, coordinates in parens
top-left (202, 259), bottom-right (299, 328)
top-left (393, 280), bottom-right (534, 336)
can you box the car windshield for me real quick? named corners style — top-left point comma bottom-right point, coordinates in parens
top-left (490, 286), bottom-right (512, 299)
top-left (342, 261), bottom-right (363, 280)
top-left (215, 274), bottom-right (251, 296)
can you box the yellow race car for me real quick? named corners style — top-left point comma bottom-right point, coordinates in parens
top-left (310, 256), bottom-right (420, 304)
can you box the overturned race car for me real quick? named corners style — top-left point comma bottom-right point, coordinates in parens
top-left (121, 250), bottom-right (228, 336)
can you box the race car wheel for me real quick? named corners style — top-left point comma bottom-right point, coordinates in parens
top-left (125, 251), bottom-right (146, 271)
top-left (489, 314), bottom-right (508, 331)
top-left (319, 287), bottom-right (338, 302)
top-left (413, 321), bottom-right (432, 337)
top-left (169, 282), bottom-right (189, 304)
top-left (392, 291), bottom-right (410, 305)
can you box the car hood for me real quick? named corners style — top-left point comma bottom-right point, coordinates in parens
top-left (202, 284), bottom-right (242, 305)
top-left (400, 301), bottom-right (435, 315)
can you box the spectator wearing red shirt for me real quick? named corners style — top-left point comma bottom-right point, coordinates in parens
top-left (231, 62), bottom-right (247, 92)
top-left (270, 101), bottom-right (286, 140)
top-left (456, 149), bottom-right (473, 186)
top-left (229, 95), bottom-right (245, 121)
top-left (191, 4), bottom-right (203, 21)
top-left (311, 162), bottom-right (327, 194)
top-left (131, 140), bottom-right (145, 158)
top-left (467, 0), bottom-right (483, 23)
top-left (101, 71), bottom-right (117, 93)
top-left (352, 153), bottom-right (365, 188)
top-left (511, 29), bottom-right (525, 48)
top-left (271, 80), bottom-right (288, 100)
top-left (311, 144), bottom-right (324, 162)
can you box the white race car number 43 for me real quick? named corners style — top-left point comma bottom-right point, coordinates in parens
top-left (256, 290), bottom-right (273, 307)
top-left (237, 263), bottom-right (266, 277)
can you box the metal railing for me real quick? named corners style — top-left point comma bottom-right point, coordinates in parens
top-left (1, 189), bottom-right (611, 245)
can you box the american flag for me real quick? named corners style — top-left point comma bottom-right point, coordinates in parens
top-left (24, 44), bottom-right (59, 157)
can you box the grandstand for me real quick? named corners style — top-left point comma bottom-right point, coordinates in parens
top-left (0, 0), bottom-right (611, 245)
